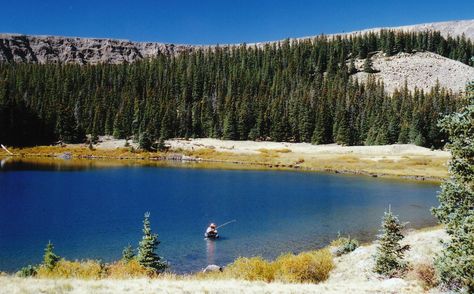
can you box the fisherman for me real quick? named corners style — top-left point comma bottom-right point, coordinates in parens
top-left (205, 223), bottom-right (219, 239)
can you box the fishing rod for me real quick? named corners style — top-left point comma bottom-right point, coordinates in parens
top-left (216, 219), bottom-right (236, 229)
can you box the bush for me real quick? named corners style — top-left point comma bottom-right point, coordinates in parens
top-left (414, 262), bottom-right (438, 290)
top-left (107, 259), bottom-right (150, 279)
top-left (225, 257), bottom-right (275, 282)
top-left (274, 249), bottom-right (334, 283)
top-left (16, 265), bottom-right (37, 277)
top-left (332, 235), bottom-right (359, 256)
top-left (225, 249), bottom-right (334, 283)
top-left (37, 259), bottom-right (104, 279)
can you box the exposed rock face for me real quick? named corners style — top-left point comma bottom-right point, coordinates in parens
top-left (1, 20), bottom-right (473, 65)
top-left (0, 34), bottom-right (198, 65)
top-left (353, 51), bottom-right (474, 93)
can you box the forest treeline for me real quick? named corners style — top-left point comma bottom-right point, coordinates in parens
top-left (0, 30), bottom-right (471, 147)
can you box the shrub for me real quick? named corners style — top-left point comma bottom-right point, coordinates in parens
top-left (274, 249), bottom-right (334, 283)
top-left (224, 249), bottom-right (334, 283)
top-left (16, 265), bottom-right (37, 277)
top-left (414, 262), bottom-right (438, 290)
top-left (225, 257), bottom-right (275, 282)
top-left (107, 259), bottom-right (150, 279)
top-left (37, 259), bottom-right (104, 279)
top-left (334, 236), bottom-right (359, 256)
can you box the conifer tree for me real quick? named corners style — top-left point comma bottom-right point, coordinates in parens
top-left (122, 244), bottom-right (135, 262)
top-left (363, 56), bottom-right (378, 73)
top-left (222, 106), bottom-right (238, 140)
top-left (43, 241), bottom-right (60, 271)
top-left (432, 83), bottom-right (474, 292)
top-left (374, 207), bottom-right (410, 277)
top-left (348, 58), bottom-right (358, 75)
top-left (137, 212), bottom-right (167, 273)
top-left (138, 131), bottom-right (153, 151)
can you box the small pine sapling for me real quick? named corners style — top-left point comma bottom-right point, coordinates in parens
top-left (137, 212), bottom-right (167, 273)
top-left (374, 207), bottom-right (410, 277)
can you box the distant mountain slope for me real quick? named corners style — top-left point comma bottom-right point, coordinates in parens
top-left (353, 51), bottom-right (474, 93)
top-left (352, 19), bottom-right (474, 40)
top-left (1, 20), bottom-right (474, 65)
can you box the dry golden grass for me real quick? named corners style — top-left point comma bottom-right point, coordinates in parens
top-left (412, 262), bottom-right (438, 290)
top-left (205, 249), bottom-right (334, 284)
top-left (36, 260), bottom-right (104, 280)
top-left (274, 250), bottom-right (334, 283)
top-left (106, 260), bottom-right (150, 279)
top-left (224, 257), bottom-right (276, 282)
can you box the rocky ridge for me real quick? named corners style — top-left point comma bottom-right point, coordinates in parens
top-left (0, 34), bottom-right (199, 65)
top-left (1, 20), bottom-right (474, 65)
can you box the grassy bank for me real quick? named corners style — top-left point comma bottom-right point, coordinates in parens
top-left (1, 140), bottom-right (450, 181)
top-left (0, 227), bottom-right (447, 294)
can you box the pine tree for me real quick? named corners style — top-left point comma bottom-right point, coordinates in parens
top-left (363, 56), bottom-right (378, 73)
top-left (222, 106), bottom-right (238, 140)
top-left (137, 212), bottom-right (167, 273)
top-left (374, 207), bottom-right (410, 277)
top-left (138, 131), bottom-right (153, 151)
top-left (122, 244), bottom-right (135, 262)
top-left (43, 241), bottom-right (60, 271)
top-left (348, 58), bottom-right (358, 75)
top-left (432, 83), bottom-right (474, 292)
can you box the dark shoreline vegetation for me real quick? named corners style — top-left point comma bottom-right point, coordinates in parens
top-left (1, 30), bottom-right (472, 147)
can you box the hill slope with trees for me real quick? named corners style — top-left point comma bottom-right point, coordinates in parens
top-left (0, 29), bottom-right (472, 147)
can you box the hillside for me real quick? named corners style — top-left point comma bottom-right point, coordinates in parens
top-left (1, 20), bottom-right (473, 65)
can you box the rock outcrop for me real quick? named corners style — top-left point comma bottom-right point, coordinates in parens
top-left (0, 34), bottom-right (198, 65)
top-left (353, 51), bottom-right (474, 93)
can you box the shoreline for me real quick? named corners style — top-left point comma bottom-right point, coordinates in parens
top-left (1, 138), bottom-right (450, 183)
top-left (0, 225), bottom-right (447, 294)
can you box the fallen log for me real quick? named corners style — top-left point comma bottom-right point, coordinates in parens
top-left (1, 144), bottom-right (13, 155)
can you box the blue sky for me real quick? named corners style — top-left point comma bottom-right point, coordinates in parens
top-left (2, 0), bottom-right (473, 44)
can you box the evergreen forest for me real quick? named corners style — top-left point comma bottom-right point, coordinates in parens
top-left (1, 30), bottom-right (472, 147)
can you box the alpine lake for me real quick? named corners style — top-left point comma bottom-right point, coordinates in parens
top-left (0, 158), bottom-right (440, 273)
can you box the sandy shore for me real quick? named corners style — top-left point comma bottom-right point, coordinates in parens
top-left (166, 138), bottom-right (448, 158)
top-left (166, 139), bottom-right (450, 180)
top-left (0, 228), bottom-right (447, 294)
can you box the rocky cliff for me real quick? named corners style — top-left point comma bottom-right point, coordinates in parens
top-left (0, 34), bottom-right (198, 65)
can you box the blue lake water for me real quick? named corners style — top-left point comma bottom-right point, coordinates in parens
top-left (0, 159), bottom-right (440, 273)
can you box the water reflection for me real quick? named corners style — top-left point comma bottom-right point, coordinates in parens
top-left (0, 157), bottom-right (272, 172)
top-left (206, 239), bottom-right (216, 265)
top-left (0, 157), bottom-right (11, 168)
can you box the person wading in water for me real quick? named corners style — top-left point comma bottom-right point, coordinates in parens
top-left (205, 223), bottom-right (219, 239)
